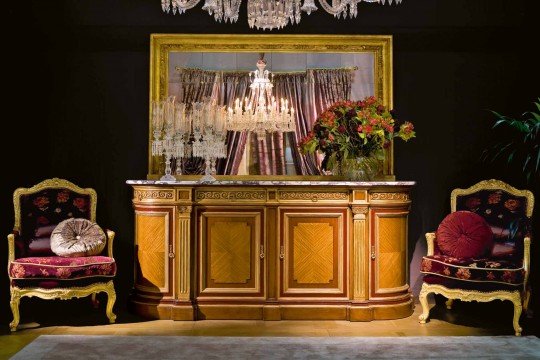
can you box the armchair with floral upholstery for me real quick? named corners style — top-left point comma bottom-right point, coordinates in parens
top-left (418, 179), bottom-right (534, 336)
top-left (7, 178), bottom-right (117, 331)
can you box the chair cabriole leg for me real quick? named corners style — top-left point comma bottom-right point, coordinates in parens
top-left (512, 296), bottom-right (523, 336)
top-left (105, 282), bottom-right (117, 324)
top-left (418, 283), bottom-right (430, 324)
top-left (9, 290), bottom-right (21, 332)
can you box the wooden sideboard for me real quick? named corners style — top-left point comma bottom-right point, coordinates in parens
top-left (127, 179), bottom-right (415, 321)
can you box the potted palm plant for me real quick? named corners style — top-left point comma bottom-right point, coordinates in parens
top-left (482, 99), bottom-right (540, 184)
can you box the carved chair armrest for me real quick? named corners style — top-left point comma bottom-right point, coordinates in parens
top-left (106, 229), bottom-right (115, 258)
top-left (7, 233), bottom-right (15, 265)
top-left (523, 236), bottom-right (531, 292)
top-left (425, 232), bottom-right (436, 256)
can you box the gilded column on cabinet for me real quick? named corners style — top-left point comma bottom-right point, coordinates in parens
top-left (352, 206), bottom-right (368, 301)
top-left (177, 206), bottom-right (192, 301)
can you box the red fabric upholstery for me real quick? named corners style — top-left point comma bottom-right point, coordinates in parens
top-left (456, 190), bottom-right (530, 259)
top-left (421, 254), bottom-right (524, 286)
top-left (422, 275), bottom-right (522, 292)
top-left (9, 256), bottom-right (116, 281)
top-left (18, 188), bottom-right (92, 258)
top-left (436, 211), bottom-right (493, 258)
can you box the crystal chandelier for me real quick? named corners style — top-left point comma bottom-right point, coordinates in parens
top-left (226, 55), bottom-right (296, 137)
top-left (161, 0), bottom-right (403, 31)
top-left (152, 96), bottom-right (227, 181)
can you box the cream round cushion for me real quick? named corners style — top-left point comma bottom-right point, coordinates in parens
top-left (51, 218), bottom-right (106, 257)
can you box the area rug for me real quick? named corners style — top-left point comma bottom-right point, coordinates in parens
top-left (12, 335), bottom-right (540, 359)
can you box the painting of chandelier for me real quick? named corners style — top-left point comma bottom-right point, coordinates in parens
top-left (226, 55), bottom-right (296, 137)
top-left (152, 96), bottom-right (227, 181)
top-left (161, 0), bottom-right (403, 30)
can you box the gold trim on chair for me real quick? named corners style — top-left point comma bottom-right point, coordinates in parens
top-left (9, 281), bottom-right (116, 332)
top-left (419, 179), bottom-right (534, 336)
top-left (418, 283), bottom-right (523, 336)
top-left (13, 177), bottom-right (98, 231)
top-left (8, 178), bottom-right (116, 331)
top-left (450, 179), bottom-right (534, 216)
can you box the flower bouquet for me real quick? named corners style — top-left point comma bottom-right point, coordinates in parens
top-left (299, 96), bottom-right (415, 180)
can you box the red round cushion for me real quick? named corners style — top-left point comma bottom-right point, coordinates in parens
top-left (436, 211), bottom-right (493, 258)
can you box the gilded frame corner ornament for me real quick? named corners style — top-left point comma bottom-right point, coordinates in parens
top-left (148, 34), bottom-right (394, 178)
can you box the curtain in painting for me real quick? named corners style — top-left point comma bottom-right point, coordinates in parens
top-left (269, 68), bottom-right (354, 175)
top-left (173, 67), bottom-right (354, 175)
top-left (213, 72), bottom-right (251, 175)
top-left (172, 68), bottom-right (218, 174)
top-left (174, 68), bottom-right (250, 175)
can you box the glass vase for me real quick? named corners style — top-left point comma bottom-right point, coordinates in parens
top-left (335, 155), bottom-right (382, 181)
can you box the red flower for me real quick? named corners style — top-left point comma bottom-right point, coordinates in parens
top-left (488, 192), bottom-right (502, 204)
top-left (33, 196), bottom-right (50, 210)
top-left (504, 199), bottom-right (521, 212)
top-left (57, 190), bottom-right (70, 203)
top-left (73, 197), bottom-right (88, 211)
top-left (299, 96), bottom-right (415, 161)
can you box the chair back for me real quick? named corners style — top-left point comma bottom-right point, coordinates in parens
top-left (13, 178), bottom-right (96, 258)
top-left (451, 179), bottom-right (534, 259)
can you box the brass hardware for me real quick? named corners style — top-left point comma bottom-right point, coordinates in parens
top-left (169, 244), bottom-right (175, 258)
top-left (260, 245), bottom-right (265, 259)
top-left (279, 245), bottom-right (285, 260)
top-left (371, 246), bottom-right (376, 260)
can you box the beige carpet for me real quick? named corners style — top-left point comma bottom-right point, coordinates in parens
top-left (11, 335), bottom-right (540, 359)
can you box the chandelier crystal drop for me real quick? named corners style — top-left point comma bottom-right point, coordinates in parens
top-left (161, 0), bottom-right (403, 31)
top-left (226, 57), bottom-right (296, 137)
top-left (151, 96), bottom-right (227, 181)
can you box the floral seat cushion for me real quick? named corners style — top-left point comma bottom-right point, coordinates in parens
top-left (421, 254), bottom-right (524, 286)
top-left (9, 256), bottom-right (116, 281)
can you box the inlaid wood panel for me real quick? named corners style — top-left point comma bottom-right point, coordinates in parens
top-left (293, 223), bottom-right (334, 284)
top-left (280, 208), bottom-right (348, 298)
top-left (371, 210), bottom-right (409, 298)
top-left (210, 221), bottom-right (251, 284)
top-left (135, 209), bottom-right (172, 296)
top-left (198, 209), bottom-right (264, 298)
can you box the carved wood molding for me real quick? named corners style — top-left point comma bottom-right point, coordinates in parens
top-left (278, 191), bottom-right (348, 202)
top-left (178, 206), bottom-right (192, 214)
top-left (370, 192), bottom-right (409, 201)
top-left (195, 190), bottom-right (266, 201)
top-left (351, 206), bottom-right (369, 215)
top-left (134, 189), bottom-right (175, 202)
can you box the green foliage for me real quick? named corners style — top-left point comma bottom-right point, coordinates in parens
top-left (482, 99), bottom-right (540, 184)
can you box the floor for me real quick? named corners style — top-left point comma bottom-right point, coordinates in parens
top-left (1, 296), bottom-right (537, 359)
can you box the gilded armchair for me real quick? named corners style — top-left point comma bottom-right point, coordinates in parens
top-left (418, 179), bottom-right (534, 336)
top-left (7, 178), bottom-right (117, 331)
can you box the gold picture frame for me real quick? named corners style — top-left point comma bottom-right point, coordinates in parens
top-left (148, 34), bottom-right (394, 179)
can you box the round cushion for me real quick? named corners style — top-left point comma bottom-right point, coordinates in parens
top-left (436, 211), bottom-right (493, 259)
top-left (50, 218), bottom-right (106, 257)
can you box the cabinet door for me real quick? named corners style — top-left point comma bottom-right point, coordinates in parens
top-left (197, 208), bottom-right (265, 299)
top-left (279, 208), bottom-right (348, 299)
top-left (369, 208), bottom-right (410, 300)
top-left (134, 206), bottom-right (175, 300)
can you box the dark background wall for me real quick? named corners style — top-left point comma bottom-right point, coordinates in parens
top-left (2, 0), bottom-right (538, 331)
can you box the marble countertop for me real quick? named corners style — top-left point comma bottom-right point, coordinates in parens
top-left (126, 179), bottom-right (416, 186)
